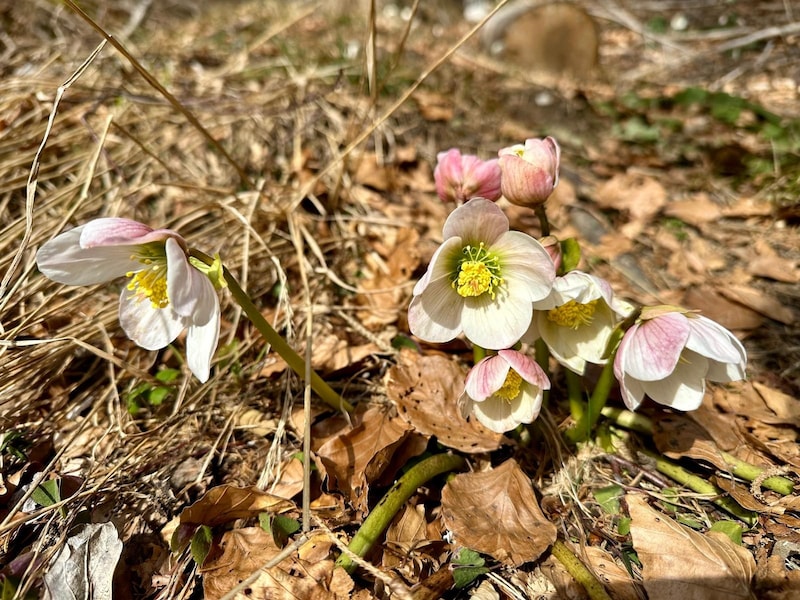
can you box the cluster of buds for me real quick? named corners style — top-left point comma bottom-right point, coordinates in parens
top-left (411, 138), bottom-right (747, 433)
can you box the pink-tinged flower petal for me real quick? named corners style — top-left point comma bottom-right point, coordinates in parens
top-left (498, 137), bottom-right (560, 207)
top-left (462, 156), bottom-right (502, 201)
top-left (118, 292), bottom-right (185, 350)
top-left (640, 351), bottom-right (708, 411)
top-left (621, 312), bottom-right (690, 381)
top-left (80, 218), bottom-right (181, 248)
top-left (617, 371), bottom-right (646, 411)
top-left (685, 315), bottom-right (747, 366)
top-left (492, 231), bottom-right (555, 301)
top-left (498, 349), bottom-right (550, 390)
top-left (442, 198), bottom-right (508, 244)
top-left (186, 292), bottom-right (220, 382)
top-left (434, 149), bottom-right (465, 203)
top-left (461, 292), bottom-right (532, 349)
top-left (36, 226), bottom-right (142, 285)
top-left (412, 237), bottom-right (462, 296)
top-left (465, 354), bottom-right (511, 402)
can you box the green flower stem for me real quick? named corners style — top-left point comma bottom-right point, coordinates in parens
top-left (603, 408), bottom-right (794, 495)
top-left (336, 453), bottom-right (466, 573)
top-left (640, 449), bottom-right (758, 526)
top-left (535, 204), bottom-right (551, 237)
top-left (566, 369), bottom-right (584, 423)
top-left (190, 250), bottom-right (352, 412)
top-left (550, 540), bottom-right (613, 600)
top-left (565, 359), bottom-right (616, 443)
top-left (534, 338), bottom-right (550, 407)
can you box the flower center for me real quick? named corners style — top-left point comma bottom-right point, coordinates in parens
top-left (126, 244), bottom-right (169, 309)
top-left (547, 299), bottom-right (599, 329)
top-left (453, 243), bottom-right (503, 299)
top-left (495, 368), bottom-right (522, 402)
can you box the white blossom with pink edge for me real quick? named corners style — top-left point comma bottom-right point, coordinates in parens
top-left (613, 306), bottom-right (747, 411)
top-left (407, 198), bottom-right (555, 350)
top-left (460, 349), bottom-right (550, 433)
top-left (36, 218), bottom-right (220, 383)
top-left (525, 271), bottom-right (634, 375)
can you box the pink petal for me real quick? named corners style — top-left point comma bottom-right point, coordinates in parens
top-left (498, 349), bottom-right (550, 390)
top-left (465, 354), bottom-right (510, 402)
top-left (36, 226), bottom-right (143, 285)
top-left (620, 312), bottom-right (690, 381)
top-left (80, 218), bottom-right (181, 248)
top-left (442, 198), bottom-right (508, 245)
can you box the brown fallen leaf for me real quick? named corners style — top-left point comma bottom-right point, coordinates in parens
top-left (581, 545), bottom-right (644, 600)
top-left (663, 192), bottom-right (722, 227)
top-left (440, 459), bottom-right (557, 566)
top-left (682, 287), bottom-right (764, 331)
top-left (752, 382), bottom-right (800, 426)
top-left (718, 285), bottom-right (795, 325)
top-left (179, 484), bottom-right (294, 527)
top-left (747, 240), bottom-right (800, 283)
top-left (626, 493), bottom-right (756, 600)
top-left (315, 406), bottom-right (415, 514)
top-left (386, 349), bottom-right (510, 453)
top-left (594, 172), bottom-right (667, 238)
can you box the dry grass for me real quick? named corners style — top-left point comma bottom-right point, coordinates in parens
top-left (1, 0), bottom-right (799, 598)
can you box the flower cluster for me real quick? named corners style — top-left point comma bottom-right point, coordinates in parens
top-left (411, 137), bottom-right (747, 433)
top-left (36, 218), bottom-right (221, 382)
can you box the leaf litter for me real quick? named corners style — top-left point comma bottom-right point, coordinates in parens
top-left (0, 0), bottom-right (799, 598)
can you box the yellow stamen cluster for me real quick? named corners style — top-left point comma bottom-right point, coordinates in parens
top-left (126, 257), bottom-right (169, 309)
top-left (453, 243), bottom-right (503, 299)
top-left (495, 368), bottom-right (523, 402)
top-left (547, 299), bottom-right (599, 329)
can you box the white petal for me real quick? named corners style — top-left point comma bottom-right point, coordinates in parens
top-left (685, 315), bottom-right (747, 365)
top-left (412, 237), bottom-right (462, 296)
top-left (461, 292), bottom-right (532, 349)
top-left (442, 198), bottom-right (508, 244)
top-left (119, 292), bottom-right (184, 350)
top-left (165, 238), bottom-right (201, 317)
top-left (471, 383), bottom-right (542, 433)
top-left (641, 353), bottom-right (708, 411)
top-left (492, 231), bottom-right (555, 301)
top-left (37, 227), bottom-right (142, 285)
top-left (618, 372), bottom-right (646, 411)
top-left (186, 293), bottom-right (220, 383)
top-left (408, 278), bottom-right (464, 343)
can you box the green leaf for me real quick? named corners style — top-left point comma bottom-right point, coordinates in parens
top-left (710, 520), bottom-right (743, 545)
top-left (452, 565), bottom-right (489, 589)
top-left (190, 525), bottom-right (213, 567)
top-left (559, 238), bottom-right (581, 274)
top-left (260, 513), bottom-right (300, 548)
top-left (147, 386), bottom-right (170, 406)
top-left (617, 516), bottom-right (631, 536)
top-left (453, 548), bottom-right (484, 567)
top-left (31, 479), bottom-right (61, 508)
top-left (594, 485), bottom-right (624, 515)
top-left (155, 368), bottom-right (181, 383)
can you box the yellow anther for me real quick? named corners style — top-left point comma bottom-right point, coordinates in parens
top-left (126, 262), bottom-right (169, 309)
top-left (547, 299), bottom-right (599, 329)
top-left (452, 244), bottom-right (503, 299)
top-left (495, 368), bottom-right (523, 401)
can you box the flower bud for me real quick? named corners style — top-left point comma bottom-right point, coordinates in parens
top-left (498, 136), bottom-right (560, 207)
top-left (434, 148), bottom-right (502, 203)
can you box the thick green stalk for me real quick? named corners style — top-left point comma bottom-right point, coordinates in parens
top-left (534, 338), bottom-right (551, 407)
top-left (550, 540), bottom-right (613, 600)
top-left (603, 408), bottom-right (794, 495)
top-left (566, 359), bottom-right (616, 443)
top-left (640, 449), bottom-right (758, 526)
top-left (336, 453), bottom-right (466, 573)
top-left (190, 250), bottom-right (352, 412)
top-left (566, 369), bottom-right (584, 423)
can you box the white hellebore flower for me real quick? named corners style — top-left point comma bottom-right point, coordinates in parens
top-left (36, 218), bottom-right (221, 382)
top-left (613, 306), bottom-right (747, 411)
top-left (526, 271), bottom-right (633, 374)
top-left (460, 349), bottom-right (550, 433)
top-left (408, 198), bottom-right (555, 349)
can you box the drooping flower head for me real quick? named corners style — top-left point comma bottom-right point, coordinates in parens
top-left (613, 306), bottom-right (747, 411)
top-left (434, 148), bottom-right (502, 204)
top-left (36, 218), bottom-right (221, 382)
top-left (408, 198), bottom-right (555, 349)
top-left (525, 271), bottom-right (634, 374)
top-left (460, 349), bottom-right (550, 433)
top-left (498, 136), bottom-right (560, 207)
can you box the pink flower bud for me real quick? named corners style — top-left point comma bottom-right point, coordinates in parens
top-left (498, 136), bottom-right (560, 207)
top-left (434, 148), bottom-right (502, 203)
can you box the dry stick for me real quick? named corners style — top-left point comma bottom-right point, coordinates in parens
top-left (0, 40), bottom-right (106, 316)
top-left (60, 0), bottom-right (253, 189)
top-left (289, 0), bottom-right (513, 213)
top-left (550, 540), bottom-right (613, 600)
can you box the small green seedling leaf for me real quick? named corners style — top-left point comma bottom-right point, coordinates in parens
top-left (155, 368), bottom-right (181, 383)
top-left (260, 513), bottom-right (301, 548)
top-left (617, 516), bottom-right (631, 536)
top-left (31, 479), bottom-right (61, 508)
top-left (190, 525), bottom-right (213, 567)
top-left (710, 520), bottom-right (743, 545)
top-left (594, 485), bottom-right (624, 515)
top-left (452, 548), bottom-right (490, 589)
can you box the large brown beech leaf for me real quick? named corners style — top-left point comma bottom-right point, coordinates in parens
top-left (179, 484), bottom-right (295, 526)
top-left (627, 493), bottom-right (756, 600)
top-left (386, 350), bottom-right (510, 453)
top-left (440, 459), bottom-right (556, 566)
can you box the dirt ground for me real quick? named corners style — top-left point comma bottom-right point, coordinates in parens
top-left (1, 0), bottom-right (799, 598)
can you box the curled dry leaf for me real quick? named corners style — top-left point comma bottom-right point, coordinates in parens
top-left (179, 484), bottom-right (294, 527)
top-left (626, 493), bottom-right (756, 600)
top-left (440, 459), bottom-right (557, 567)
top-left (386, 349), bottom-right (510, 453)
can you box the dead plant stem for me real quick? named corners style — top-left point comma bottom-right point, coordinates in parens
top-left (550, 540), bottom-right (613, 600)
